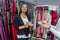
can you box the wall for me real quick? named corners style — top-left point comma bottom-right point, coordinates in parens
top-left (20, 0), bottom-right (60, 6)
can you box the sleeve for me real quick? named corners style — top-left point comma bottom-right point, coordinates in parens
top-left (49, 26), bottom-right (60, 39)
top-left (14, 15), bottom-right (19, 30)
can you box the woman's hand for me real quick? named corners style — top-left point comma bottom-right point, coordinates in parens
top-left (26, 22), bottom-right (33, 27)
top-left (25, 24), bottom-right (29, 28)
top-left (28, 24), bottom-right (33, 27)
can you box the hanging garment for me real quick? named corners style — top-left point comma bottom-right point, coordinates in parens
top-left (50, 11), bottom-right (58, 40)
top-left (4, 1), bottom-right (10, 38)
top-left (37, 6), bottom-right (50, 39)
top-left (51, 11), bottom-right (58, 25)
top-left (2, 0), bottom-right (11, 40)
top-left (11, 1), bottom-right (17, 40)
top-left (12, 23), bottom-right (17, 40)
top-left (2, 12), bottom-right (11, 40)
top-left (0, 27), bottom-right (6, 40)
top-left (0, 15), bottom-right (7, 40)
top-left (36, 6), bottom-right (43, 38)
top-left (12, 2), bottom-right (17, 21)
top-left (16, 0), bottom-right (20, 13)
top-left (42, 8), bottom-right (51, 39)
top-left (36, 10), bottom-right (41, 38)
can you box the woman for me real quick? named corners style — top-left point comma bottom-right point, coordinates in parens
top-left (14, 3), bottom-right (33, 40)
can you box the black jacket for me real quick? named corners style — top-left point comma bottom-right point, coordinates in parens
top-left (14, 14), bottom-right (31, 36)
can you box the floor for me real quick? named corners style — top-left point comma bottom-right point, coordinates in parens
top-left (30, 37), bottom-right (50, 40)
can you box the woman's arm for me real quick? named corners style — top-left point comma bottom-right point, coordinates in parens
top-left (26, 21), bottom-right (33, 27)
top-left (19, 26), bottom-right (25, 30)
top-left (14, 15), bottom-right (28, 30)
top-left (19, 24), bottom-right (29, 30)
top-left (39, 13), bottom-right (60, 39)
top-left (42, 23), bottom-right (60, 39)
top-left (41, 23), bottom-right (60, 39)
top-left (49, 26), bottom-right (60, 39)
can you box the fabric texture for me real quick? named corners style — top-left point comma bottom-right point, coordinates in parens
top-left (0, 16), bottom-right (7, 40)
top-left (12, 23), bottom-right (17, 40)
top-left (50, 11), bottom-right (58, 40)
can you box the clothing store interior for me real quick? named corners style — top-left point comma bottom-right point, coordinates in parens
top-left (0, 0), bottom-right (60, 40)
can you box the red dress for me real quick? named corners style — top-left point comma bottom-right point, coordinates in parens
top-left (50, 11), bottom-right (58, 40)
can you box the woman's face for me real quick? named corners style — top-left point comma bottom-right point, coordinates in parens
top-left (21, 4), bottom-right (28, 13)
